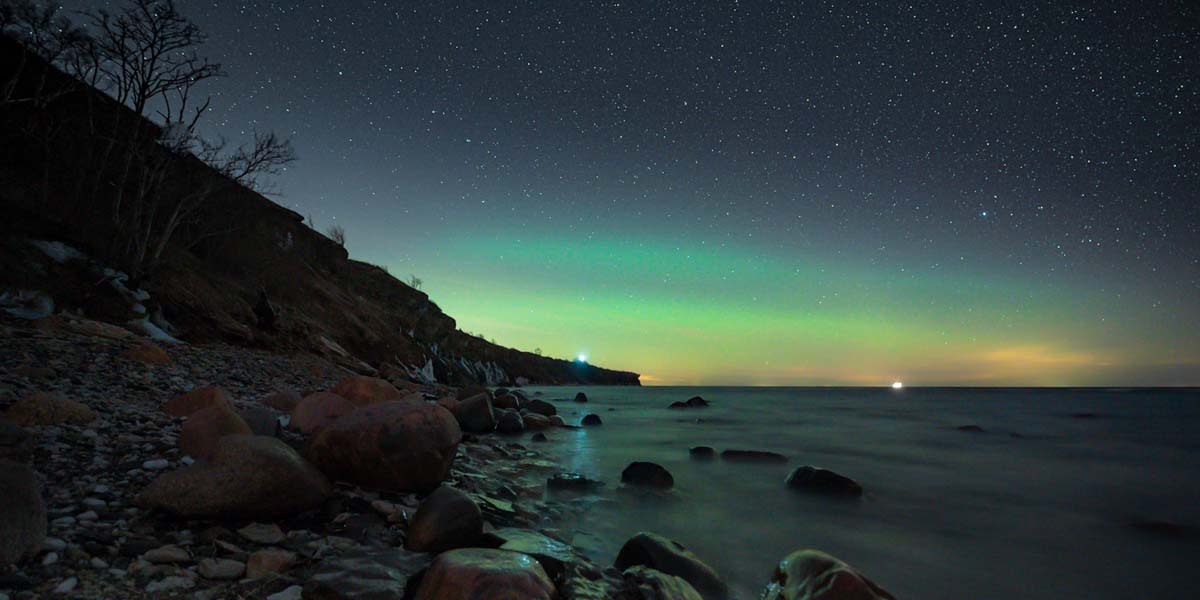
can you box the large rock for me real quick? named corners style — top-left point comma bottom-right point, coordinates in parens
top-left (668, 396), bottom-right (709, 410)
top-left (624, 565), bottom-right (705, 600)
top-left (290, 392), bottom-right (357, 434)
top-left (455, 386), bottom-right (490, 401)
top-left (239, 406), bottom-right (282, 437)
top-left (405, 486), bottom-right (482, 552)
top-left (721, 449), bottom-right (787, 463)
top-left (0, 459), bottom-right (45, 566)
top-left (3, 392), bottom-right (95, 426)
top-left (262, 390), bottom-right (302, 413)
top-left (574, 392), bottom-right (588, 403)
top-left (331, 375), bottom-right (404, 407)
top-left (621, 462), bottom-right (673, 489)
top-left (522, 413), bottom-right (553, 430)
top-left (785, 466), bottom-right (863, 497)
top-left (121, 340), bottom-right (171, 364)
top-left (139, 435), bottom-right (331, 519)
top-left (493, 393), bottom-right (520, 410)
top-left (307, 401), bottom-right (461, 493)
top-left (496, 410), bottom-right (525, 434)
top-left (305, 551), bottom-right (431, 600)
top-left (761, 550), bottom-right (895, 600)
top-left (492, 527), bottom-right (576, 580)
top-left (581, 413), bottom-right (603, 426)
top-left (415, 548), bottom-right (556, 600)
top-left (614, 532), bottom-right (729, 600)
top-left (179, 404), bottom-right (253, 459)
top-left (526, 398), bottom-right (557, 416)
top-left (453, 393), bottom-right (495, 433)
top-left (162, 386), bottom-right (234, 418)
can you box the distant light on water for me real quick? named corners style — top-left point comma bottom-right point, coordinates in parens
top-left (892, 381), bottom-right (904, 389)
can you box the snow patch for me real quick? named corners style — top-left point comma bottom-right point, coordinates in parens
top-left (406, 358), bottom-right (437, 384)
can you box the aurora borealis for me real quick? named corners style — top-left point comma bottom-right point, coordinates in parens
top-left (65, 1), bottom-right (1199, 385)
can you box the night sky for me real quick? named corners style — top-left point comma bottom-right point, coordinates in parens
top-left (68, 1), bottom-right (1199, 385)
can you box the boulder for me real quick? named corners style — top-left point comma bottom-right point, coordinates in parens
top-left (496, 410), bottom-right (525, 434)
top-left (785, 466), bottom-right (863, 497)
top-left (330, 375), bottom-right (405, 407)
top-left (761, 549), bottom-right (894, 600)
top-left (492, 527), bottom-right (576, 580)
top-left (3, 392), bottom-right (94, 426)
top-left (121, 340), bottom-right (171, 365)
top-left (668, 401), bottom-right (689, 409)
top-left (526, 398), bottom-right (557, 416)
top-left (307, 401), bottom-right (461, 493)
top-left (574, 392), bottom-right (588, 403)
top-left (162, 386), bottom-right (234, 418)
top-left (0, 459), bottom-right (45, 566)
top-left (531, 432), bottom-right (548, 442)
top-left (179, 405), bottom-right (252, 459)
top-left (721, 450), bottom-right (787, 463)
top-left (956, 424), bottom-right (985, 433)
top-left (305, 551), bottom-right (431, 600)
top-left (685, 396), bottom-right (709, 407)
top-left (290, 392), bottom-right (357, 434)
top-left (456, 386), bottom-right (491, 401)
top-left (453, 393), bottom-right (496, 433)
top-left (138, 434), bottom-right (331, 519)
top-left (547, 472), bottom-right (604, 492)
top-left (246, 548), bottom-right (298, 579)
top-left (621, 462), bottom-right (673, 489)
top-left (493, 393), bottom-right (520, 410)
top-left (549, 415), bottom-right (566, 427)
top-left (239, 406), bottom-right (282, 437)
top-left (581, 414), bottom-right (603, 426)
top-left (405, 486), bottom-right (482, 552)
top-left (262, 390), bottom-right (302, 413)
top-left (415, 548), bottom-right (556, 600)
top-left (614, 532), bottom-right (729, 600)
top-left (523, 413), bottom-right (553, 430)
top-left (624, 565), bottom-right (705, 600)
top-left (689, 447), bottom-right (715, 460)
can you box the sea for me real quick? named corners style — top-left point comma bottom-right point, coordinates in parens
top-left (517, 386), bottom-right (1200, 599)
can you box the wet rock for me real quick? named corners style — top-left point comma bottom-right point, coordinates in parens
top-left (180, 404), bottom-right (253, 459)
top-left (238, 522), bottom-right (285, 545)
top-left (624, 565), bottom-right (705, 600)
top-left (547, 472), bottom-right (604, 492)
top-left (139, 434), bottom-right (331, 519)
top-left (267, 585), bottom-right (303, 600)
top-left (0, 459), bottom-right (45, 566)
top-left (574, 392), bottom-right (588, 403)
top-left (162, 386), bottom-right (235, 418)
top-left (761, 549), bottom-right (895, 600)
top-left (331, 375), bottom-right (405, 407)
top-left (492, 527), bottom-right (576, 580)
top-left (307, 401), bottom-right (461, 493)
top-left (240, 405), bottom-right (283, 437)
top-left (581, 414), bottom-right (603, 426)
top-left (415, 548), bottom-right (556, 600)
top-left (246, 548), bottom-right (298, 578)
top-left (493, 393), bottom-right (520, 410)
top-left (405, 486), bottom-right (483, 552)
top-left (526, 398), bottom-right (557, 416)
top-left (523, 413), bottom-right (553, 430)
top-left (145, 576), bottom-right (195, 593)
top-left (785, 466), bottom-right (863, 497)
top-left (305, 551), bottom-right (430, 600)
top-left (689, 447), bottom-right (715, 460)
top-left (496, 410), bottom-right (525, 434)
top-left (263, 390), bottom-right (303, 413)
top-left (615, 532), bottom-right (729, 600)
top-left (549, 415), bottom-right (566, 427)
top-left (621, 462), bottom-right (673, 489)
top-left (531, 432), bottom-right (548, 443)
top-left (956, 424), bottom-right (985, 433)
top-left (290, 392), bottom-right (356, 434)
top-left (3, 392), bottom-right (95, 426)
top-left (685, 396), bottom-right (709, 407)
top-left (121, 340), bottom-right (171, 365)
top-left (721, 449), bottom-right (787, 463)
top-left (198, 557), bottom-right (245, 580)
top-left (453, 393), bottom-right (496, 433)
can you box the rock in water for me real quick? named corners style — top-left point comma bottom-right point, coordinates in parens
top-left (495, 410), bottom-right (525, 434)
top-left (523, 413), bottom-right (553, 430)
top-left (721, 449), bottom-right (787, 463)
top-left (0, 460), bottom-right (46, 566)
top-left (614, 532), bottom-right (729, 600)
top-left (290, 392), bottom-right (356, 434)
top-left (761, 549), bottom-right (895, 600)
top-left (685, 396), bottom-right (709, 407)
top-left (179, 404), bottom-right (252, 459)
top-left (415, 548), bottom-right (556, 600)
top-left (3, 392), bottom-right (95, 426)
top-left (689, 447), bottom-right (715, 460)
top-left (305, 551), bottom-right (431, 600)
top-left (162, 386), bottom-right (234, 418)
top-left (581, 413), bottom-right (603, 426)
top-left (453, 393), bottom-right (496, 433)
top-left (784, 466), bottom-right (863, 497)
top-left (621, 462), bottom-right (674, 489)
top-left (307, 401), bottom-right (461, 493)
top-left (623, 565), bottom-right (705, 600)
top-left (139, 434), bottom-right (331, 519)
top-left (492, 528), bottom-right (577, 580)
top-left (574, 392), bottom-right (588, 403)
top-left (493, 393), bottom-right (520, 410)
top-left (330, 375), bottom-right (405, 407)
top-left (526, 398), bottom-right (557, 416)
top-left (547, 472), bottom-right (604, 492)
top-left (405, 486), bottom-right (482, 552)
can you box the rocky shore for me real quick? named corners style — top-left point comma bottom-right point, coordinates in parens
top-left (0, 315), bottom-right (892, 599)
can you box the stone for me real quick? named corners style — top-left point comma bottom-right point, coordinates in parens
top-left (415, 548), bottom-right (556, 600)
top-left (493, 393), bottom-right (520, 410)
top-left (331, 375), bottom-right (405, 407)
top-left (453, 393), bottom-right (496, 433)
top-left (304, 551), bottom-right (430, 600)
top-left (785, 466), bottom-right (863, 497)
top-left (721, 450), bottom-right (787, 463)
top-left (198, 558), bottom-right (245, 580)
top-left (405, 486), bottom-right (482, 552)
top-left (549, 415), bottom-right (566, 427)
top-left (239, 406), bottom-right (283, 437)
top-left (526, 398), bottom-right (557, 416)
top-left (547, 472), bottom-right (604, 492)
top-left (180, 404), bottom-right (253, 459)
top-left (263, 390), bottom-right (303, 413)
top-left (142, 458), bottom-right (169, 470)
top-left (143, 544), bottom-right (190, 564)
top-left (685, 396), bottom-right (709, 407)
top-left (614, 532), bottom-right (729, 600)
top-left (162, 386), bottom-right (234, 418)
top-left (456, 386), bottom-right (490, 401)
top-left (689, 447), bottom-right (715, 460)
top-left (495, 410), bottom-right (525, 434)
top-left (145, 576), bottom-right (195, 593)
top-left (624, 565), bottom-right (705, 600)
top-left (0, 459), bottom-right (45, 566)
top-left (621, 462), bottom-right (673, 489)
top-left (307, 401), bottom-right (461, 493)
top-left (761, 549), bottom-right (895, 600)
top-left (493, 527), bottom-right (576, 580)
top-left (121, 340), bottom-right (171, 365)
top-left (581, 413), bottom-right (603, 426)
top-left (290, 392), bottom-right (357, 434)
top-left (246, 548), bottom-right (297, 578)
top-left (531, 432), bottom-right (548, 443)
top-left (238, 522), bottom-right (285, 545)
top-left (523, 413), bottom-right (553, 430)
top-left (267, 585), bottom-right (303, 600)
top-left (53, 577), bottom-right (77, 594)
top-left (574, 392), bottom-right (588, 403)
top-left (956, 424), bottom-right (985, 433)
top-left (139, 435), bottom-right (331, 519)
top-left (3, 392), bottom-right (95, 426)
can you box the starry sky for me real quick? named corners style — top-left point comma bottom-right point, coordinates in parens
top-left (67, 1), bottom-right (1199, 385)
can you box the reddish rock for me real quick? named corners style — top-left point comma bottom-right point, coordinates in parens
top-left (452, 393), bottom-right (495, 433)
top-left (122, 340), bottom-right (172, 365)
top-left (290, 392), bottom-right (356, 434)
top-left (405, 486), bottom-right (483, 552)
top-left (624, 565), bottom-right (705, 600)
top-left (262, 390), bottom-right (302, 413)
top-left (522, 413), bottom-right (553, 430)
top-left (179, 405), bottom-right (252, 459)
top-left (762, 550), bottom-right (895, 600)
top-left (162, 386), bottom-right (234, 418)
top-left (3, 392), bottom-right (95, 426)
top-left (307, 401), bottom-right (461, 493)
top-left (415, 548), bottom-right (556, 600)
top-left (330, 375), bottom-right (405, 407)
top-left (615, 532), bottom-right (729, 600)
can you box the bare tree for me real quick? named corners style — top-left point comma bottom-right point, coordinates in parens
top-left (0, 0), bottom-right (89, 106)
top-left (326, 224), bottom-right (346, 247)
top-left (408, 274), bottom-right (423, 290)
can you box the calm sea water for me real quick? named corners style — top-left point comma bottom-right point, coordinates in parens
top-left (517, 386), bottom-right (1200, 600)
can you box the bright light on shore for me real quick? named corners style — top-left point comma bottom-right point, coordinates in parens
top-left (891, 381), bottom-right (904, 389)
top-left (577, 354), bottom-right (588, 363)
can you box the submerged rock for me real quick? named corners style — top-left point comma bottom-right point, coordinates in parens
top-left (574, 392), bottom-right (589, 403)
top-left (622, 462), bottom-right (674, 489)
top-left (721, 449), bottom-right (787, 463)
top-left (581, 414), bottom-right (603, 426)
top-left (0, 459), bottom-right (45, 566)
top-left (305, 551), bottom-right (431, 600)
top-left (330, 375), bottom-right (405, 407)
top-left (415, 548), bottom-right (556, 600)
top-left (784, 466), bottom-right (863, 497)
top-left (614, 532), bottom-right (729, 600)
top-left (669, 396), bottom-right (709, 410)
top-left (531, 432), bottom-right (548, 443)
top-left (761, 549), bottom-right (895, 600)
top-left (689, 446), bottom-right (715, 460)
top-left (405, 486), bottom-right (483, 552)
top-left (956, 424), bottom-right (985, 433)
